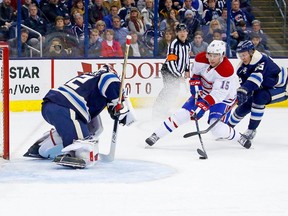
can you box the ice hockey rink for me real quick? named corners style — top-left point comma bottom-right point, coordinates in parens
top-left (1, 107), bottom-right (288, 216)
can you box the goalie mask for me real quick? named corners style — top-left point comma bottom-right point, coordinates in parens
top-left (93, 64), bottom-right (117, 76)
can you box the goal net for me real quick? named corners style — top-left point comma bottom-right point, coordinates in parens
top-left (0, 43), bottom-right (9, 160)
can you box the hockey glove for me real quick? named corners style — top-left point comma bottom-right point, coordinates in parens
top-left (189, 75), bottom-right (203, 98)
top-left (107, 102), bottom-right (123, 120)
top-left (237, 87), bottom-right (249, 105)
top-left (190, 98), bottom-right (210, 120)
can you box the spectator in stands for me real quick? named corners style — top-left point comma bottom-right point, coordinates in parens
top-left (70, 0), bottom-right (85, 17)
top-left (236, 19), bottom-right (250, 43)
top-left (182, 9), bottom-right (201, 42)
top-left (159, 8), bottom-right (179, 32)
top-left (103, 5), bottom-right (119, 29)
top-left (136, 0), bottom-right (145, 11)
top-left (141, 0), bottom-right (154, 29)
top-left (41, 0), bottom-right (68, 24)
top-left (118, 0), bottom-right (133, 27)
top-left (45, 16), bottom-right (78, 56)
top-left (158, 28), bottom-right (175, 57)
top-left (212, 28), bottom-right (235, 57)
top-left (159, 0), bottom-right (177, 22)
top-left (72, 13), bottom-right (91, 44)
top-left (127, 7), bottom-right (146, 37)
top-left (88, 0), bottom-right (109, 27)
top-left (217, 7), bottom-right (237, 36)
top-left (0, 0), bottom-right (17, 40)
top-left (101, 29), bottom-right (123, 57)
top-left (178, 0), bottom-right (200, 23)
top-left (21, 0), bottom-right (44, 21)
top-left (203, 18), bottom-right (222, 43)
top-left (231, 0), bottom-right (250, 27)
top-left (217, 7), bottom-right (239, 50)
top-left (103, 0), bottom-right (122, 11)
top-left (250, 32), bottom-right (270, 56)
top-left (250, 19), bottom-right (268, 50)
top-left (8, 28), bottom-right (30, 57)
top-left (88, 28), bottom-right (102, 57)
top-left (202, 0), bottom-right (225, 11)
top-left (63, 14), bottom-right (73, 31)
top-left (190, 30), bottom-right (208, 56)
top-left (128, 31), bottom-right (149, 57)
top-left (111, 15), bottom-right (129, 45)
top-left (142, 22), bottom-right (163, 56)
top-left (94, 20), bottom-right (106, 38)
top-left (202, 0), bottom-right (222, 25)
top-left (239, 0), bottom-right (254, 24)
top-left (215, 0), bottom-right (226, 11)
top-left (24, 4), bottom-right (48, 55)
top-left (45, 37), bottom-right (70, 58)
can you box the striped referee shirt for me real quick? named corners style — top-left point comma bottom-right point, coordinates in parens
top-left (165, 37), bottom-right (191, 77)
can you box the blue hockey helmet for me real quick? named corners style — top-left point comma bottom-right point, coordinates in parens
top-left (236, 40), bottom-right (255, 53)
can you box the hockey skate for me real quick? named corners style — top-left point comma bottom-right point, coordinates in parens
top-left (243, 129), bottom-right (257, 140)
top-left (23, 130), bottom-right (52, 158)
top-left (145, 133), bottom-right (160, 146)
top-left (238, 133), bottom-right (252, 149)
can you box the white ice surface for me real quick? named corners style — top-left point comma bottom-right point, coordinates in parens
top-left (1, 107), bottom-right (288, 216)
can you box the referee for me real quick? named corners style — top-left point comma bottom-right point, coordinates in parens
top-left (153, 23), bottom-right (191, 117)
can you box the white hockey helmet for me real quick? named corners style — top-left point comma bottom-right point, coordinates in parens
top-left (207, 40), bottom-right (226, 57)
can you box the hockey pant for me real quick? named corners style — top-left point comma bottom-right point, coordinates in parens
top-left (154, 99), bottom-right (238, 141)
top-left (39, 101), bottom-right (103, 158)
top-left (228, 83), bottom-right (288, 130)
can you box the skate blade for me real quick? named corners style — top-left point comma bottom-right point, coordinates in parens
top-left (53, 155), bottom-right (86, 169)
top-left (23, 152), bottom-right (44, 158)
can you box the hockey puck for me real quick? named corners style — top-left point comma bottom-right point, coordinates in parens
top-left (199, 156), bottom-right (207, 160)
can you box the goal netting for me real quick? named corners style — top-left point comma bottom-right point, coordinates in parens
top-left (0, 43), bottom-right (9, 160)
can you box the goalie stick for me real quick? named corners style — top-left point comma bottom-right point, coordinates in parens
top-left (99, 35), bottom-right (132, 162)
top-left (183, 101), bottom-right (236, 138)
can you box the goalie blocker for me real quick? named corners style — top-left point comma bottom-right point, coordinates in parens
top-left (23, 64), bottom-right (136, 169)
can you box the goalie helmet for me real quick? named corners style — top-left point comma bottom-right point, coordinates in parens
top-left (236, 40), bottom-right (255, 53)
top-left (207, 40), bottom-right (226, 57)
top-left (93, 64), bottom-right (117, 76)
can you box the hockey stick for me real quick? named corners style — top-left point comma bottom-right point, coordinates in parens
top-left (99, 35), bottom-right (132, 162)
top-left (194, 114), bottom-right (208, 159)
top-left (183, 101), bottom-right (236, 138)
top-left (192, 88), bottom-right (208, 159)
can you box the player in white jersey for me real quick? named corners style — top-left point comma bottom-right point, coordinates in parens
top-left (145, 40), bottom-right (251, 149)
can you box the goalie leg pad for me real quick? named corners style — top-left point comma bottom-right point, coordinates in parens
top-left (58, 138), bottom-right (99, 168)
top-left (38, 129), bottom-right (64, 159)
top-left (24, 129), bottom-right (63, 158)
top-left (88, 115), bottom-right (103, 137)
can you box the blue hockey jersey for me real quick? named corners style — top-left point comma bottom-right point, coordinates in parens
top-left (43, 72), bottom-right (121, 123)
top-left (237, 51), bottom-right (282, 92)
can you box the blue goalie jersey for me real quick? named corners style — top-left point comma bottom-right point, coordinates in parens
top-left (237, 51), bottom-right (282, 92)
top-left (43, 72), bottom-right (121, 123)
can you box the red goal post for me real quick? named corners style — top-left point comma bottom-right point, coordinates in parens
top-left (0, 42), bottom-right (9, 160)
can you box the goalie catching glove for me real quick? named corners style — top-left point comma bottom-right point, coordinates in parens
top-left (107, 89), bottom-right (136, 126)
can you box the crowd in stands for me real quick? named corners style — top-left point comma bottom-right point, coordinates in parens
top-left (0, 0), bottom-right (270, 58)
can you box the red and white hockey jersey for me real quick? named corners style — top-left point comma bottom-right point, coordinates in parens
top-left (191, 52), bottom-right (239, 106)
